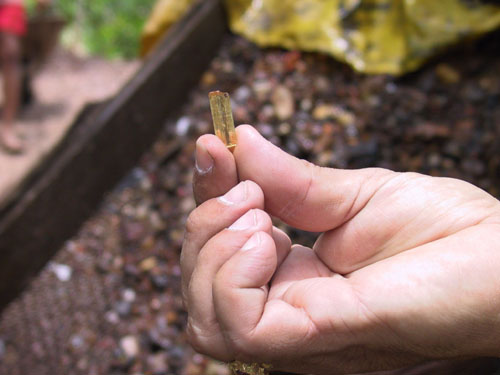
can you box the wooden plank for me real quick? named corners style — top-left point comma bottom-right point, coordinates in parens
top-left (0, 0), bottom-right (226, 310)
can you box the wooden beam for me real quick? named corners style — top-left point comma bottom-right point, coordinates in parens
top-left (0, 0), bottom-right (226, 310)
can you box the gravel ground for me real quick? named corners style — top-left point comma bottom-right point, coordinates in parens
top-left (0, 31), bottom-right (499, 375)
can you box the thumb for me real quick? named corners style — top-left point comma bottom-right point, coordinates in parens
top-left (234, 125), bottom-right (395, 232)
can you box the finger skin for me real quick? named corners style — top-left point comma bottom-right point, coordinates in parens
top-left (193, 135), bottom-right (238, 206)
top-left (234, 125), bottom-right (500, 274)
top-left (233, 125), bottom-right (395, 232)
top-left (185, 213), bottom-right (292, 361)
top-left (182, 180), bottom-right (265, 304)
top-left (187, 209), bottom-right (274, 360)
top-left (213, 231), bottom-right (278, 349)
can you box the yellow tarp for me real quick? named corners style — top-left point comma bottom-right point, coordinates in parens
top-left (140, 0), bottom-right (196, 57)
top-left (141, 0), bottom-right (500, 75)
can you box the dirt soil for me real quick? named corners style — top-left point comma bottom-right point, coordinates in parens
top-left (0, 32), bottom-right (499, 375)
top-left (0, 50), bottom-right (139, 208)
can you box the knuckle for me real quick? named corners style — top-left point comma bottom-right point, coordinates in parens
top-left (186, 319), bottom-right (206, 354)
top-left (299, 159), bottom-right (321, 206)
top-left (185, 210), bottom-right (201, 237)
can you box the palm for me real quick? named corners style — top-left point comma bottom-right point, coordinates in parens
top-left (253, 176), bottom-right (500, 373)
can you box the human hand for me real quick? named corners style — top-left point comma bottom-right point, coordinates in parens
top-left (182, 125), bottom-right (500, 374)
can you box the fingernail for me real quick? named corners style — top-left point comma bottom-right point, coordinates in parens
top-left (241, 232), bottom-right (261, 251)
top-left (218, 181), bottom-right (248, 205)
top-left (195, 141), bottom-right (214, 174)
top-left (228, 209), bottom-right (257, 231)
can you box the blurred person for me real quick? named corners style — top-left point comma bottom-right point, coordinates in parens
top-left (0, 0), bottom-right (49, 153)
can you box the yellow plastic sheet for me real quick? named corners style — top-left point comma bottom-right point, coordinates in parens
top-left (140, 0), bottom-right (196, 57)
top-left (225, 0), bottom-right (500, 75)
top-left (142, 0), bottom-right (500, 75)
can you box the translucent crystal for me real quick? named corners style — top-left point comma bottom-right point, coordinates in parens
top-left (228, 361), bottom-right (272, 375)
top-left (209, 91), bottom-right (237, 152)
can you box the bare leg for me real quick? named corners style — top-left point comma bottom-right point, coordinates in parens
top-left (0, 31), bottom-right (23, 153)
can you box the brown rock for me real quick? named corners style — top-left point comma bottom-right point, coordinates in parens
top-left (271, 85), bottom-right (295, 120)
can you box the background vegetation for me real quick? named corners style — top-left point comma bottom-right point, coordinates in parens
top-left (26, 0), bottom-right (157, 59)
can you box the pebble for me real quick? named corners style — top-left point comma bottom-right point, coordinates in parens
top-left (49, 262), bottom-right (73, 282)
top-left (312, 103), bottom-right (355, 126)
top-left (120, 336), bottom-right (140, 359)
top-left (151, 274), bottom-right (169, 290)
top-left (139, 257), bottom-right (158, 272)
top-left (70, 334), bottom-right (86, 351)
top-left (205, 361), bottom-right (231, 375)
top-left (114, 301), bottom-right (132, 317)
top-left (252, 79), bottom-right (272, 100)
top-left (105, 310), bottom-right (120, 324)
top-left (122, 288), bottom-right (137, 303)
top-left (271, 85), bottom-right (295, 120)
top-left (435, 63), bottom-right (461, 84)
top-left (234, 85), bottom-right (251, 102)
top-left (147, 352), bottom-right (169, 374)
top-left (176, 117), bottom-right (192, 137)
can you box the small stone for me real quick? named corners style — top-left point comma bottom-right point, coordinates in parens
top-left (435, 63), bottom-right (460, 84)
top-left (257, 104), bottom-right (275, 122)
top-left (70, 334), bottom-right (86, 351)
top-left (300, 98), bottom-right (313, 111)
top-left (176, 117), bottom-right (191, 136)
top-left (282, 50), bottom-right (301, 72)
top-left (150, 298), bottom-right (162, 310)
top-left (428, 153), bottom-right (442, 168)
top-left (114, 301), bottom-right (132, 317)
top-left (166, 310), bottom-right (178, 325)
top-left (201, 71), bottom-right (216, 86)
top-left (151, 274), bottom-right (169, 290)
top-left (77, 357), bottom-right (89, 371)
top-left (312, 104), bottom-right (355, 126)
top-left (120, 336), bottom-right (140, 359)
top-left (105, 311), bottom-right (120, 324)
top-left (271, 85), bottom-right (295, 120)
top-left (122, 289), bottom-right (136, 303)
top-left (122, 221), bottom-right (146, 243)
top-left (252, 80), bottom-right (272, 100)
top-left (148, 329), bottom-right (173, 351)
top-left (181, 197), bottom-right (195, 213)
top-left (205, 360), bottom-right (231, 375)
top-left (140, 257), bottom-right (158, 272)
top-left (147, 353), bottom-right (169, 374)
top-left (49, 263), bottom-right (72, 282)
top-left (277, 122), bottom-right (291, 136)
top-left (314, 76), bottom-right (330, 92)
top-left (385, 82), bottom-right (397, 94)
top-left (234, 85), bottom-right (251, 103)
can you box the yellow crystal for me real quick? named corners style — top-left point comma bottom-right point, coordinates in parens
top-left (209, 91), bottom-right (237, 152)
top-left (228, 361), bottom-right (272, 375)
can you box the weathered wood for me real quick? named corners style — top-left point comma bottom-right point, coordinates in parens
top-left (0, 0), bottom-right (226, 310)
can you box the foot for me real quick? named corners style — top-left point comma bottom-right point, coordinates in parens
top-left (0, 128), bottom-right (23, 154)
